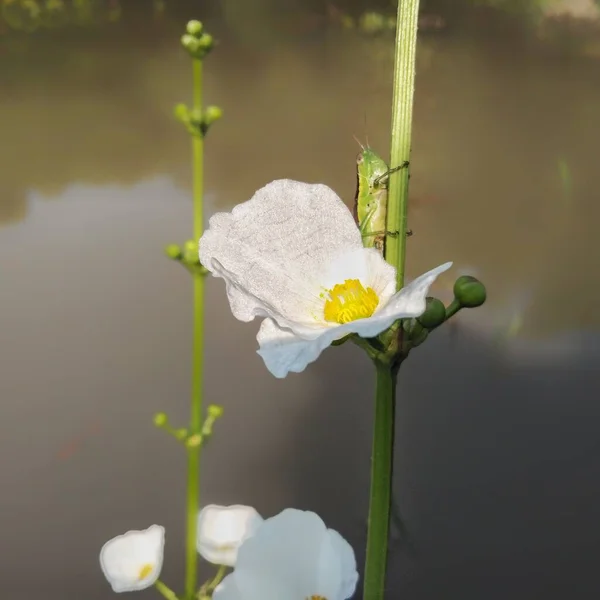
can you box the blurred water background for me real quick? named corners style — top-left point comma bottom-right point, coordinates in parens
top-left (0, 0), bottom-right (599, 598)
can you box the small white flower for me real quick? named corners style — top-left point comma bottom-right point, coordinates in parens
top-left (212, 508), bottom-right (358, 600)
top-left (197, 504), bottom-right (264, 567)
top-left (99, 525), bottom-right (165, 593)
top-left (199, 179), bottom-right (452, 378)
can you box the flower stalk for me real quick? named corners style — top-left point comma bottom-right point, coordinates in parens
top-left (185, 53), bottom-right (205, 600)
top-left (364, 1), bottom-right (421, 599)
top-left (363, 360), bottom-right (398, 600)
top-left (155, 580), bottom-right (179, 600)
top-left (385, 0), bottom-right (421, 290)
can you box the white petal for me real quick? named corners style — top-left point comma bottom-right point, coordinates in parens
top-left (199, 179), bottom-right (362, 325)
top-left (99, 525), bottom-right (164, 593)
top-left (197, 505), bottom-right (263, 567)
top-left (375, 261), bottom-right (453, 319)
top-left (213, 574), bottom-right (243, 600)
top-left (256, 319), bottom-right (336, 378)
top-left (322, 247), bottom-right (397, 307)
top-left (233, 509), bottom-right (344, 600)
top-left (256, 261), bottom-right (451, 378)
top-left (326, 529), bottom-right (359, 600)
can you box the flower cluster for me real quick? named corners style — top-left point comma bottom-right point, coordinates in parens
top-left (100, 506), bottom-right (358, 600)
top-left (100, 178), bottom-right (453, 599)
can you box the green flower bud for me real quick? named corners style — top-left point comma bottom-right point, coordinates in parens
top-left (204, 105), bottom-right (223, 125)
top-left (186, 20), bottom-right (203, 38)
top-left (186, 433), bottom-right (202, 448)
top-left (198, 33), bottom-right (214, 51)
top-left (182, 239), bottom-right (199, 265)
top-left (183, 239), bottom-right (197, 254)
top-left (417, 297), bottom-right (446, 329)
top-left (208, 404), bottom-right (224, 418)
top-left (453, 276), bottom-right (487, 308)
top-left (153, 412), bottom-right (168, 427)
top-left (188, 107), bottom-right (203, 127)
top-left (174, 428), bottom-right (188, 441)
top-left (180, 33), bottom-right (196, 50)
top-left (164, 244), bottom-right (182, 260)
top-left (359, 12), bottom-right (385, 34)
top-left (173, 103), bottom-right (189, 123)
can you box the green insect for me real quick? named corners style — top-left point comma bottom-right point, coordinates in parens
top-left (353, 144), bottom-right (410, 254)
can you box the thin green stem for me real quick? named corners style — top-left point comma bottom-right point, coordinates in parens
top-left (192, 59), bottom-right (204, 241)
top-left (363, 360), bottom-right (397, 600)
top-left (185, 57), bottom-right (205, 600)
top-left (385, 0), bottom-right (421, 289)
top-left (155, 580), bottom-right (180, 600)
top-left (207, 565), bottom-right (227, 592)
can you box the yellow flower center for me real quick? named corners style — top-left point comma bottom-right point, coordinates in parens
top-left (322, 279), bottom-right (379, 324)
top-left (306, 596), bottom-right (327, 600)
top-left (137, 563), bottom-right (154, 581)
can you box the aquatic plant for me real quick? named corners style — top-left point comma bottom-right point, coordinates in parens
top-left (98, 2), bottom-right (486, 600)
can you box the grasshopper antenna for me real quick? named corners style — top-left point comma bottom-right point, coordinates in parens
top-left (352, 134), bottom-right (365, 150)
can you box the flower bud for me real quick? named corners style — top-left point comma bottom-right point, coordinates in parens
top-left (153, 412), bottom-right (168, 427)
top-left (198, 33), bottom-right (214, 51)
top-left (180, 33), bottom-right (197, 51)
top-left (186, 20), bottom-right (203, 38)
top-left (204, 105), bottom-right (223, 125)
top-left (173, 103), bottom-right (189, 123)
top-left (174, 428), bottom-right (188, 441)
top-left (164, 244), bottom-right (182, 260)
top-left (417, 297), bottom-right (446, 329)
top-left (453, 276), bottom-right (487, 308)
top-left (186, 433), bottom-right (202, 448)
top-left (208, 404), bottom-right (224, 418)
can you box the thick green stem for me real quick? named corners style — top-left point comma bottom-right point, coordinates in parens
top-left (185, 57), bottom-right (205, 600)
top-left (363, 361), bottom-right (397, 600)
top-left (385, 0), bottom-right (421, 289)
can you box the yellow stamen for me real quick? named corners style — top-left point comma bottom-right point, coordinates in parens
top-left (137, 563), bottom-right (154, 581)
top-left (306, 596), bottom-right (327, 600)
top-left (323, 279), bottom-right (379, 324)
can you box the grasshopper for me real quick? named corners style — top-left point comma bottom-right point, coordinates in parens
top-left (353, 144), bottom-right (417, 556)
top-left (353, 144), bottom-right (410, 255)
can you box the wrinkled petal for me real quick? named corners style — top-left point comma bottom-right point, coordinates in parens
top-left (256, 262), bottom-right (452, 377)
top-left (199, 180), bottom-right (362, 324)
top-left (99, 525), bottom-right (165, 593)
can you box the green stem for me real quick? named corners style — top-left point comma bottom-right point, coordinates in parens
top-left (192, 58), bottom-right (204, 241)
top-left (185, 57), bottom-right (205, 600)
top-left (155, 580), bottom-right (180, 600)
top-left (385, 0), bottom-right (421, 289)
top-left (207, 565), bottom-right (227, 592)
top-left (445, 298), bottom-right (462, 320)
top-left (363, 360), bottom-right (397, 600)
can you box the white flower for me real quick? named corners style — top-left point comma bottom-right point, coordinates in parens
top-left (99, 525), bottom-right (165, 593)
top-left (197, 504), bottom-right (264, 567)
top-left (199, 179), bottom-right (452, 378)
top-left (212, 508), bottom-right (358, 600)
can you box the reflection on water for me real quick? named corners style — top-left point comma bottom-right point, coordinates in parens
top-left (1, 5), bottom-right (600, 600)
